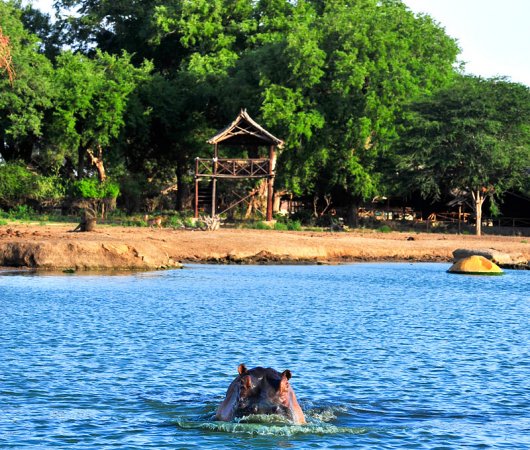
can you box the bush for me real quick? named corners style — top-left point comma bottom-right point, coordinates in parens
top-left (0, 162), bottom-right (38, 207)
top-left (166, 214), bottom-right (184, 229)
top-left (34, 176), bottom-right (66, 201)
top-left (378, 224), bottom-right (392, 233)
top-left (287, 220), bottom-right (302, 231)
top-left (8, 205), bottom-right (35, 221)
top-left (0, 162), bottom-right (66, 209)
top-left (183, 217), bottom-right (199, 228)
top-left (274, 221), bottom-right (288, 231)
top-left (290, 209), bottom-right (315, 226)
top-left (255, 221), bottom-right (271, 230)
top-left (68, 178), bottom-right (120, 218)
top-left (71, 178), bottom-right (120, 200)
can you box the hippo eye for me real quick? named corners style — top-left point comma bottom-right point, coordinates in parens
top-left (268, 378), bottom-right (281, 391)
top-left (240, 375), bottom-right (252, 390)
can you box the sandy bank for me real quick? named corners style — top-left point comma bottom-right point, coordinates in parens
top-left (0, 223), bottom-right (528, 271)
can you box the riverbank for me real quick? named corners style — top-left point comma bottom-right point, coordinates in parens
top-left (0, 223), bottom-right (528, 270)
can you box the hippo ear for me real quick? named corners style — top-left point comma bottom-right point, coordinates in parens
top-left (280, 370), bottom-right (291, 394)
top-left (238, 364), bottom-right (248, 375)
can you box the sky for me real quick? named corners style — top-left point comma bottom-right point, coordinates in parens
top-left (28, 0), bottom-right (530, 86)
top-left (403, 0), bottom-right (530, 86)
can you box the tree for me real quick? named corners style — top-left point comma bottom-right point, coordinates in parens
top-left (46, 50), bottom-right (152, 180)
top-left (53, 0), bottom-right (255, 210)
top-left (20, 3), bottom-right (64, 61)
top-left (0, 1), bottom-right (54, 163)
top-left (50, 0), bottom-right (460, 218)
top-left (258, 0), bottom-right (460, 224)
top-left (397, 75), bottom-right (530, 235)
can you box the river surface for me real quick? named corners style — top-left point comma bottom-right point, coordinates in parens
top-left (1, 263), bottom-right (529, 449)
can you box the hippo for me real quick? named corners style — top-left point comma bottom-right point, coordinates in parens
top-left (215, 364), bottom-right (306, 425)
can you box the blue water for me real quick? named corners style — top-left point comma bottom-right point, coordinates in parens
top-left (1, 263), bottom-right (529, 449)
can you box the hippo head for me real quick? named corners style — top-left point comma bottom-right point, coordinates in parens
top-left (216, 364), bottom-right (306, 424)
top-left (236, 364), bottom-right (292, 417)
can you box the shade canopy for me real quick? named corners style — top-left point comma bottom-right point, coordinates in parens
top-left (207, 109), bottom-right (284, 148)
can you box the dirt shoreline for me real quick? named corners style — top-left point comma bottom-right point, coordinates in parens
top-left (0, 223), bottom-right (528, 271)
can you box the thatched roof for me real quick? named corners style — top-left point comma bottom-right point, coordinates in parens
top-left (207, 109), bottom-right (284, 147)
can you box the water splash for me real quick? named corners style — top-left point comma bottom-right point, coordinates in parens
top-left (176, 419), bottom-right (368, 436)
top-left (174, 408), bottom-right (368, 436)
top-left (305, 405), bottom-right (349, 422)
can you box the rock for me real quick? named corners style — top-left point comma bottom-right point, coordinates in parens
top-left (0, 241), bottom-right (183, 271)
top-left (453, 248), bottom-right (527, 267)
top-left (448, 255), bottom-right (503, 275)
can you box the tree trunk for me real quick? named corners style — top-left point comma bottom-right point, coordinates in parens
top-left (0, 128), bottom-right (5, 160)
top-left (175, 159), bottom-right (187, 211)
top-left (87, 145), bottom-right (107, 182)
top-left (245, 181), bottom-right (267, 219)
top-left (472, 189), bottom-right (485, 236)
top-left (18, 138), bottom-right (34, 163)
top-left (347, 203), bottom-right (359, 228)
top-left (77, 147), bottom-right (85, 179)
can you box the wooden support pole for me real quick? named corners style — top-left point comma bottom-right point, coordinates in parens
top-left (266, 145), bottom-right (275, 222)
top-left (457, 204), bottom-right (460, 234)
top-left (194, 178), bottom-right (199, 219)
top-left (194, 158), bottom-right (199, 219)
top-left (212, 178), bottom-right (217, 217)
top-left (212, 156), bottom-right (218, 217)
top-left (194, 180), bottom-right (199, 219)
top-left (266, 177), bottom-right (273, 221)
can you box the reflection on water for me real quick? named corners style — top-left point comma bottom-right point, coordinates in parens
top-left (1, 263), bottom-right (529, 449)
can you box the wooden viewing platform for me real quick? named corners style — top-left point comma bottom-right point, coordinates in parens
top-left (195, 158), bottom-right (271, 178)
top-left (194, 109), bottom-right (284, 221)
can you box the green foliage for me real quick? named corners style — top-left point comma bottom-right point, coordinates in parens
top-left (166, 215), bottom-right (183, 229)
top-left (397, 75), bottom-right (530, 235)
top-left (275, 217), bottom-right (303, 230)
top-left (0, 162), bottom-right (65, 207)
top-left (257, 0), bottom-right (459, 205)
top-left (247, 219), bottom-right (302, 231)
top-left (0, 162), bottom-right (36, 204)
top-left (183, 217), bottom-right (199, 229)
top-left (0, 2), bottom-right (55, 162)
top-left (34, 175), bottom-right (66, 201)
top-left (45, 49), bottom-right (152, 175)
top-left (8, 205), bottom-right (35, 220)
top-left (255, 221), bottom-right (272, 230)
top-left (397, 75), bottom-right (530, 202)
top-left (287, 220), bottom-right (302, 231)
top-left (71, 178), bottom-right (120, 200)
top-left (49, 0), bottom-right (459, 214)
top-left (71, 179), bottom-right (100, 199)
top-left (378, 224), bottom-right (392, 233)
top-left (10, 0), bottom-right (528, 225)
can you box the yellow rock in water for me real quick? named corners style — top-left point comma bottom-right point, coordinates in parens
top-left (448, 255), bottom-right (504, 275)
